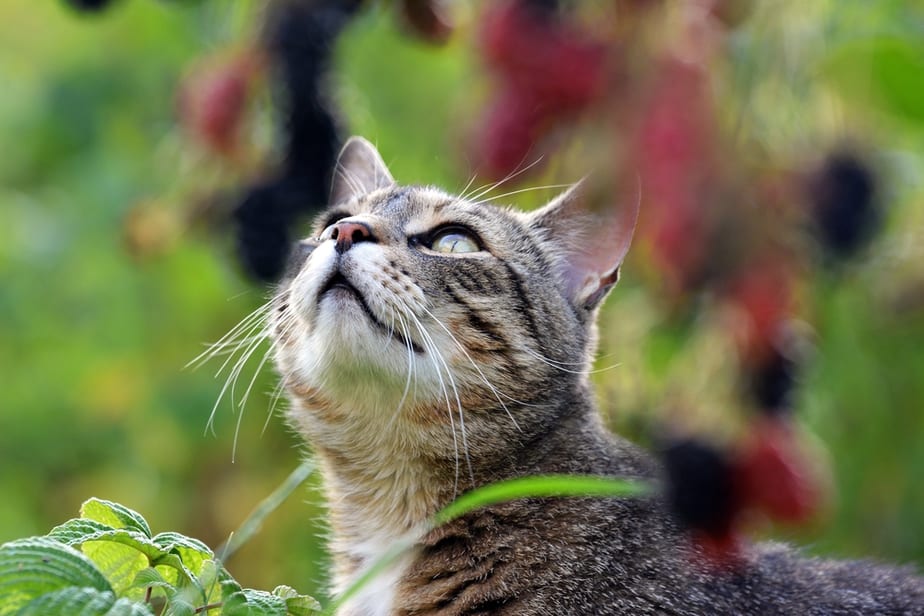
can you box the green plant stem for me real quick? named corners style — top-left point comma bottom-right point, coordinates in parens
top-left (218, 458), bottom-right (317, 562)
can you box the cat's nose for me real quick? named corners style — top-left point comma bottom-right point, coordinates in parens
top-left (330, 220), bottom-right (376, 254)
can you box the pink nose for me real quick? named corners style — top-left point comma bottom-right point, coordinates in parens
top-left (330, 220), bottom-right (374, 254)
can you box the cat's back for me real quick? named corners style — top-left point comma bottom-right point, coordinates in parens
top-left (393, 436), bottom-right (924, 615)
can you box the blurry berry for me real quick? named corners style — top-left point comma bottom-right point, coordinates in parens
top-left (523, 0), bottom-right (560, 14)
top-left (64, 0), bottom-right (115, 12)
top-left (481, 1), bottom-right (606, 112)
top-left (808, 151), bottom-right (880, 259)
top-left (735, 417), bottom-right (819, 523)
top-left (234, 182), bottom-right (293, 281)
top-left (711, 0), bottom-right (755, 29)
top-left (473, 91), bottom-right (546, 180)
top-left (266, 0), bottom-right (360, 203)
top-left (634, 59), bottom-right (714, 294)
top-left (748, 345), bottom-right (798, 414)
top-left (475, 0), bottom-right (606, 179)
top-left (745, 325), bottom-right (810, 415)
top-left (725, 259), bottom-right (795, 363)
top-left (663, 438), bottom-right (737, 537)
top-left (398, 0), bottom-right (454, 44)
top-left (178, 52), bottom-right (260, 156)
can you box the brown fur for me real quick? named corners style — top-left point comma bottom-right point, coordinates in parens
top-left (270, 137), bottom-right (924, 615)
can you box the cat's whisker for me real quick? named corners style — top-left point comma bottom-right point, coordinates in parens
top-left (418, 305), bottom-right (523, 433)
top-left (392, 309), bottom-right (416, 418)
top-left (463, 155), bottom-right (545, 204)
top-left (406, 310), bottom-right (470, 493)
top-left (186, 302), bottom-right (271, 370)
top-left (469, 183), bottom-right (574, 207)
top-left (456, 172), bottom-right (479, 203)
top-left (520, 346), bottom-right (623, 375)
top-left (264, 374), bottom-right (290, 435)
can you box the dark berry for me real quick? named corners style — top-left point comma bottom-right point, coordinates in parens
top-left (397, 0), bottom-right (454, 44)
top-left (809, 151), bottom-right (880, 259)
top-left (64, 0), bottom-right (116, 12)
top-left (663, 438), bottom-right (737, 537)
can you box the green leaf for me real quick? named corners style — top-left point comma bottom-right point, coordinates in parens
top-left (82, 540), bottom-right (151, 599)
top-left (132, 567), bottom-right (178, 600)
top-left (81, 499), bottom-right (153, 538)
top-left (48, 518), bottom-right (169, 598)
top-left (273, 585), bottom-right (322, 615)
top-left (17, 587), bottom-right (155, 616)
top-left (163, 598), bottom-right (197, 616)
top-left (152, 532), bottom-right (214, 577)
top-left (49, 518), bottom-right (167, 561)
top-left (432, 474), bottom-right (650, 526)
top-left (223, 588), bottom-right (289, 616)
top-left (0, 537), bottom-right (111, 615)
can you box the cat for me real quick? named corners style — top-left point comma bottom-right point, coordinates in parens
top-left (269, 136), bottom-right (924, 615)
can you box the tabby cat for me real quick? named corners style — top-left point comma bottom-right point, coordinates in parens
top-left (269, 137), bottom-right (923, 615)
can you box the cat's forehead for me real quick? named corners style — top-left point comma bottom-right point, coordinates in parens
top-left (317, 185), bottom-right (515, 232)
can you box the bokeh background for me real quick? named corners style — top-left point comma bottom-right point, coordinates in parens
top-left (1, 0), bottom-right (923, 604)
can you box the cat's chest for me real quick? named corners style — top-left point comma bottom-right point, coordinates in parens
top-left (338, 536), bottom-right (416, 616)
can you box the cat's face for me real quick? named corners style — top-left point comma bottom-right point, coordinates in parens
top-left (271, 137), bottom-right (636, 476)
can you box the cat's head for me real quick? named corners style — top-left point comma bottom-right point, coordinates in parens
top-left (271, 137), bottom-right (637, 475)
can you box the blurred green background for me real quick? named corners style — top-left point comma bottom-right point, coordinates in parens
top-left (1, 0), bottom-right (923, 604)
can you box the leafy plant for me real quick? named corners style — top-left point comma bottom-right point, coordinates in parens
top-left (0, 498), bottom-right (320, 616)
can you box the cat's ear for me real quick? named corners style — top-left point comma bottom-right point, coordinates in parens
top-left (530, 178), bottom-right (639, 311)
top-left (330, 136), bottom-right (395, 204)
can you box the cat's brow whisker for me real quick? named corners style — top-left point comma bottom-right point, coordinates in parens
top-left (456, 172), bottom-right (479, 203)
top-left (470, 183), bottom-right (573, 207)
top-left (463, 155), bottom-right (545, 204)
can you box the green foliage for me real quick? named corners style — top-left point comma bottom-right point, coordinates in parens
top-left (0, 0), bottom-right (923, 608)
top-left (0, 498), bottom-right (319, 616)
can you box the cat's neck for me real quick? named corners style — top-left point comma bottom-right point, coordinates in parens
top-left (295, 380), bottom-right (647, 553)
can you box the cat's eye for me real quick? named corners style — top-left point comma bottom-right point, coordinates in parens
top-left (429, 228), bottom-right (481, 254)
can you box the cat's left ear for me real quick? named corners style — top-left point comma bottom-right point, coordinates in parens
top-left (530, 178), bottom-right (639, 311)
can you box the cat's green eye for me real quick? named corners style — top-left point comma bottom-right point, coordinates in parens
top-left (430, 229), bottom-right (481, 254)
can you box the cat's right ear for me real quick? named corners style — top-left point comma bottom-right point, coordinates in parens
top-left (329, 137), bottom-right (395, 205)
top-left (530, 177), bottom-right (640, 312)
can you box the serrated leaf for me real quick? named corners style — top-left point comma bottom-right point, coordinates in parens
top-left (49, 519), bottom-right (165, 560)
top-left (152, 532), bottom-right (214, 577)
top-left (81, 499), bottom-right (152, 538)
top-left (132, 567), bottom-right (178, 600)
top-left (163, 597), bottom-right (196, 616)
top-left (83, 540), bottom-right (151, 599)
top-left (273, 584), bottom-right (321, 615)
top-left (48, 518), bottom-right (170, 599)
top-left (17, 587), bottom-right (155, 616)
top-left (0, 537), bottom-right (111, 615)
top-left (223, 588), bottom-right (289, 616)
